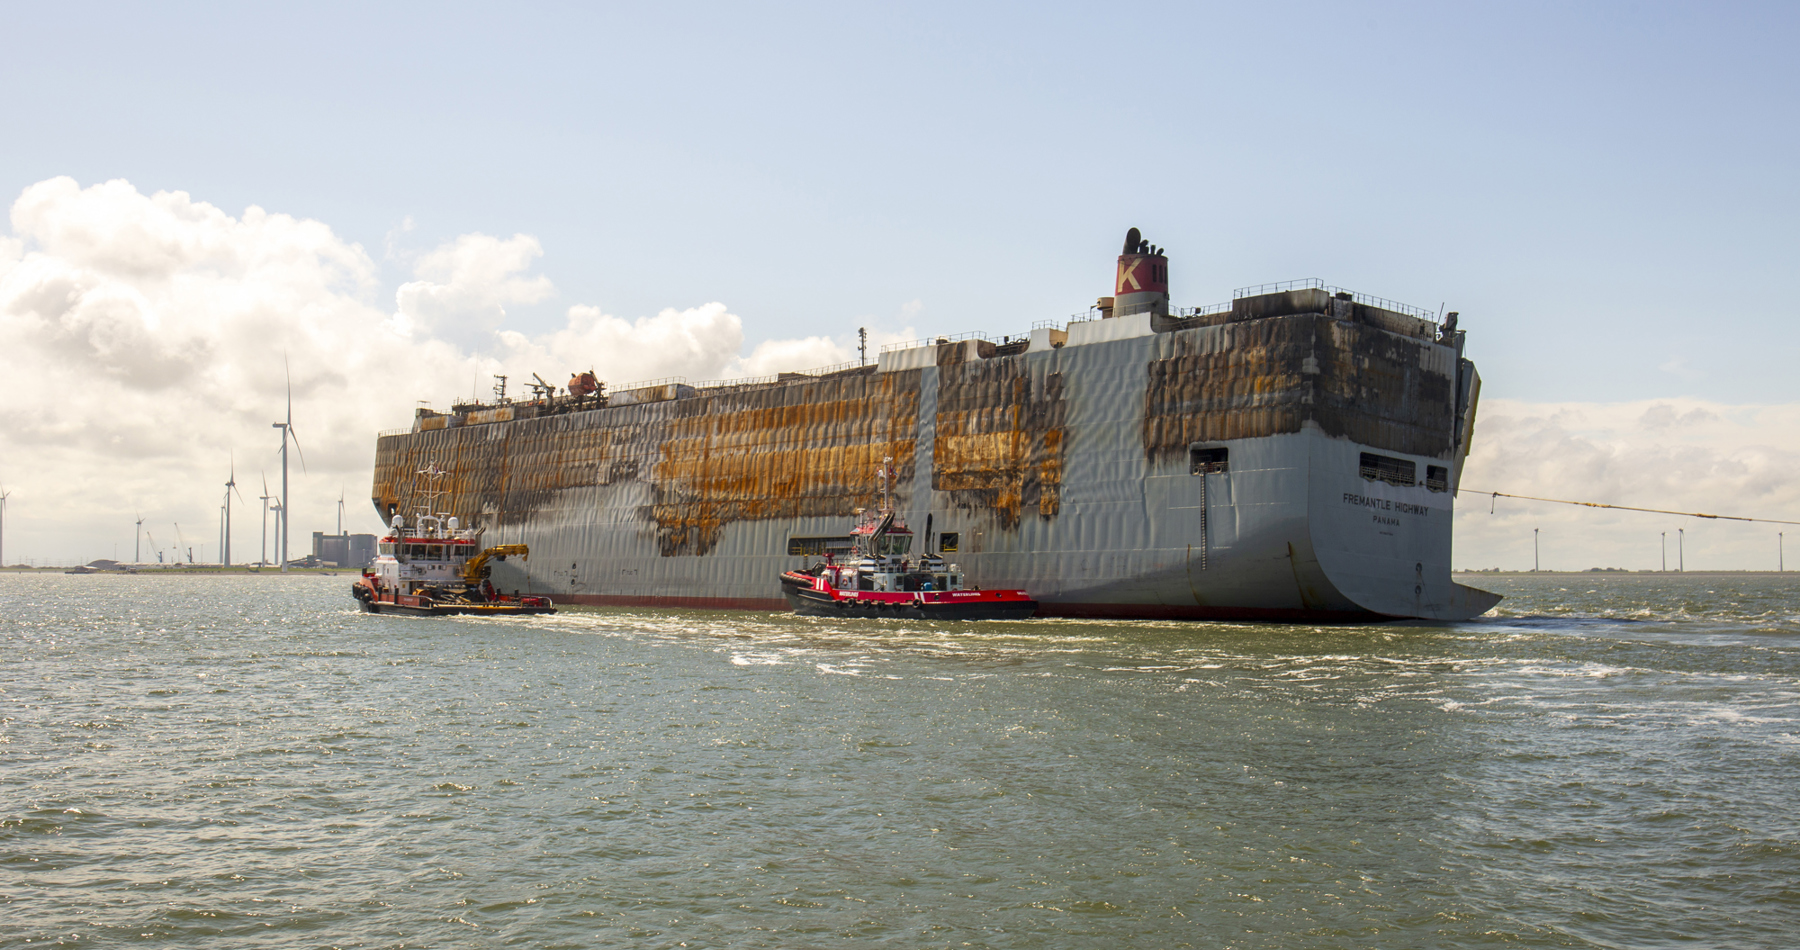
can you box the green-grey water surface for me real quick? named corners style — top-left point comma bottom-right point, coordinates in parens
top-left (3, 572), bottom-right (1797, 948)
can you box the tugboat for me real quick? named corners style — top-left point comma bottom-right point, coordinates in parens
top-left (779, 458), bottom-right (1037, 620)
top-left (350, 464), bottom-right (555, 617)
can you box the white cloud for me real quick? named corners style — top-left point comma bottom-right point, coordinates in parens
top-left (0, 177), bottom-right (884, 565)
top-left (1456, 398), bottom-right (1800, 571)
top-left (8, 177), bottom-right (1788, 572)
top-left (720, 323), bottom-right (918, 379)
top-left (1657, 357), bottom-right (1703, 381)
top-left (391, 232), bottom-right (554, 350)
top-left (510, 302), bottom-right (746, 385)
top-left (727, 335), bottom-right (849, 378)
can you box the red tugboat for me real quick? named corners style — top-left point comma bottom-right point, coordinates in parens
top-left (350, 465), bottom-right (555, 617)
top-left (779, 458), bottom-right (1037, 620)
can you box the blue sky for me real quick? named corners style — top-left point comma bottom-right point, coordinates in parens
top-left (7, 1), bottom-right (1795, 401)
top-left (1, 1), bottom-right (1796, 567)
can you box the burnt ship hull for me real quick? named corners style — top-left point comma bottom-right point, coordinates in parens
top-left (372, 285), bottom-right (1500, 623)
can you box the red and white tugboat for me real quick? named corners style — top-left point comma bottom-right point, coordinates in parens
top-left (779, 458), bottom-right (1036, 620)
top-left (350, 465), bottom-right (555, 617)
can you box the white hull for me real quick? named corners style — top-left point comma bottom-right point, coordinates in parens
top-left (384, 287), bottom-right (1501, 622)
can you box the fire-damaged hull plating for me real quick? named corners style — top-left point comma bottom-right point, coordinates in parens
top-left (371, 238), bottom-right (1499, 622)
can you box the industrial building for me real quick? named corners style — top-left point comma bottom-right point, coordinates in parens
top-left (312, 532), bottom-right (377, 569)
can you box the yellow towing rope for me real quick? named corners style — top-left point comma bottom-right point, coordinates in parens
top-left (1465, 489), bottom-right (1800, 526)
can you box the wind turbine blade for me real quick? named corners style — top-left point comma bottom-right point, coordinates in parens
top-left (289, 427), bottom-right (309, 474)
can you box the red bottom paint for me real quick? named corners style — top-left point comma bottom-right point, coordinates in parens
top-left (532, 592), bottom-right (1384, 623)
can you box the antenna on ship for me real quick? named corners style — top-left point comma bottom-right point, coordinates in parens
top-left (402, 461), bottom-right (454, 539)
top-left (858, 327), bottom-right (868, 366)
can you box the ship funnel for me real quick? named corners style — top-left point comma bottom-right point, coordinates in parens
top-left (1113, 227), bottom-right (1169, 318)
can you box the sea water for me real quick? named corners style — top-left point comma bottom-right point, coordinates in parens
top-left (3, 572), bottom-right (1796, 948)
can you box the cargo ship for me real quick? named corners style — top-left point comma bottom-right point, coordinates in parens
top-left (370, 229), bottom-right (1500, 621)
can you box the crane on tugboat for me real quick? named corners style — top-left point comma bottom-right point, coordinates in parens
top-left (351, 463), bottom-right (555, 616)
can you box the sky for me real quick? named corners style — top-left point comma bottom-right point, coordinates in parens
top-left (0, 0), bottom-right (1796, 570)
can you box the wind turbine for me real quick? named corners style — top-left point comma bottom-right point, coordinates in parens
top-left (223, 454), bottom-right (244, 567)
top-left (0, 484), bottom-right (9, 569)
top-left (337, 485), bottom-right (345, 536)
top-left (135, 511), bottom-right (145, 564)
top-left (259, 473), bottom-right (272, 567)
top-left (272, 358), bottom-right (307, 573)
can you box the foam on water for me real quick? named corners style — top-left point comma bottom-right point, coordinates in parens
top-left (2, 571), bottom-right (1797, 948)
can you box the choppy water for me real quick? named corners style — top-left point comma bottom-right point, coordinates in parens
top-left (4, 572), bottom-right (1797, 949)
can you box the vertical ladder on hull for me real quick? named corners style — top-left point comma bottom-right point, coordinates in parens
top-left (1199, 473), bottom-right (1209, 571)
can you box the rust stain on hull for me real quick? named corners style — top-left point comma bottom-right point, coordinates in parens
top-left (1144, 312), bottom-right (1455, 464)
top-left (373, 369), bottom-right (923, 557)
top-left (654, 370), bottom-right (921, 555)
top-left (933, 354), bottom-right (1066, 529)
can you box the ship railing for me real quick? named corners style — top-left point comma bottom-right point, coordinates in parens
top-left (692, 360), bottom-right (873, 391)
top-left (1069, 302), bottom-right (1232, 323)
top-left (616, 376), bottom-right (688, 391)
top-left (1336, 289), bottom-right (1440, 322)
top-left (1233, 278), bottom-right (1441, 326)
top-left (378, 427), bottom-right (414, 438)
top-left (693, 374), bottom-right (779, 390)
top-left (1031, 319), bottom-right (1064, 331)
top-left (880, 330), bottom-right (997, 353)
top-left (1234, 277), bottom-right (1327, 297)
top-left (786, 359), bottom-right (871, 377)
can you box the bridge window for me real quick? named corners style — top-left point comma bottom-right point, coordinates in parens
top-left (1426, 465), bottom-right (1449, 492)
top-left (1360, 453), bottom-right (1416, 487)
top-left (787, 536), bottom-right (854, 556)
top-left (1190, 446), bottom-right (1229, 474)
